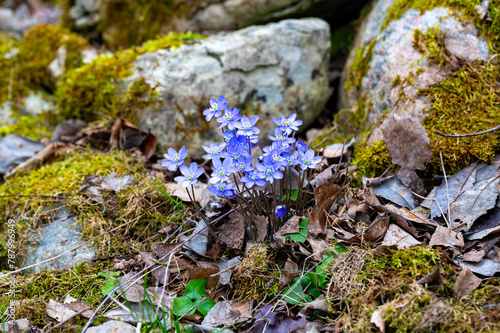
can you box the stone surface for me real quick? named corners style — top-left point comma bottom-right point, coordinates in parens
top-left (131, 18), bottom-right (330, 154)
top-left (339, 0), bottom-right (489, 143)
top-left (0, 135), bottom-right (45, 174)
top-left (23, 207), bottom-right (96, 274)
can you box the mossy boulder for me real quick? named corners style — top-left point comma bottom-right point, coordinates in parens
top-left (64, 0), bottom-right (368, 49)
top-left (0, 25), bottom-right (89, 123)
top-left (337, 0), bottom-right (500, 174)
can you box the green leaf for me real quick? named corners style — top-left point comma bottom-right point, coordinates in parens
top-left (157, 186), bottom-right (183, 210)
top-left (309, 288), bottom-right (321, 299)
top-left (197, 298), bottom-right (216, 316)
top-left (101, 280), bottom-right (117, 296)
top-left (284, 278), bottom-right (311, 304)
top-left (305, 272), bottom-right (318, 288)
top-left (172, 296), bottom-right (197, 316)
top-left (283, 218), bottom-right (309, 243)
top-left (281, 189), bottom-right (299, 201)
top-left (185, 279), bottom-right (207, 299)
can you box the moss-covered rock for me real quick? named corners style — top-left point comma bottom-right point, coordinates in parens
top-left (55, 31), bottom-right (202, 122)
top-left (334, 0), bottom-right (500, 175)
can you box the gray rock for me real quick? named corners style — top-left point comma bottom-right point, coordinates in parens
top-left (339, 1), bottom-right (489, 143)
top-left (0, 135), bottom-right (45, 174)
top-left (23, 207), bottom-right (96, 274)
top-left (131, 18), bottom-right (330, 154)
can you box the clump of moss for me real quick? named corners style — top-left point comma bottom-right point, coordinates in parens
top-left (421, 61), bottom-right (500, 173)
top-left (381, 0), bottom-right (500, 53)
top-left (0, 261), bottom-right (110, 330)
top-left (56, 32), bottom-right (203, 122)
top-left (0, 149), bottom-right (142, 268)
top-left (74, 174), bottom-right (182, 258)
top-left (232, 245), bottom-right (280, 300)
top-left (344, 39), bottom-right (376, 92)
top-left (0, 25), bottom-right (88, 117)
top-left (413, 26), bottom-right (450, 66)
top-left (352, 140), bottom-right (395, 180)
top-left (98, 0), bottom-right (198, 49)
top-left (0, 115), bottom-right (51, 141)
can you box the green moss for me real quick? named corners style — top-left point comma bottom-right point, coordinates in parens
top-left (0, 25), bottom-right (88, 118)
top-left (413, 26), bottom-right (449, 66)
top-left (98, 0), bottom-right (197, 49)
top-left (422, 61), bottom-right (500, 173)
top-left (352, 140), bottom-right (395, 179)
top-left (75, 174), bottom-right (181, 258)
top-left (0, 261), bottom-right (109, 330)
top-left (344, 39), bottom-right (376, 92)
top-left (0, 115), bottom-right (51, 141)
top-left (56, 32), bottom-right (203, 122)
top-left (0, 149), bottom-right (142, 268)
top-left (381, 0), bottom-right (500, 53)
top-left (17, 25), bottom-right (88, 90)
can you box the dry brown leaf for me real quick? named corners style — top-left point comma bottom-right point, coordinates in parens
top-left (381, 115), bottom-right (433, 170)
top-left (218, 212), bottom-right (246, 250)
top-left (152, 242), bottom-right (180, 259)
top-left (364, 216), bottom-right (390, 243)
top-left (252, 215), bottom-right (268, 242)
top-left (110, 118), bottom-right (157, 159)
top-left (417, 265), bottom-right (443, 291)
top-left (63, 295), bottom-right (92, 318)
top-left (381, 224), bottom-right (420, 249)
top-left (164, 183), bottom-right (208, 202)
top-left (190, 262), bottom-right (220, 289)
top-left (51, 119), bottom-right (86, 142)
top-left (396, 167), bottom-right (426, 197)
top-left (275, 215), bottom-right (304, 237)
top-left (308, 237), bottom-right (329, 261)
top-left (309, 183), bottom-right (342, 237)
top-left (429, 226), bottom-right (464, 249)
top-left (454, 267), bottom-right (482, 300)
top-left (8, 142), bottom-right (73, 176)
top-left (279, 259), bottom-right (298, 288)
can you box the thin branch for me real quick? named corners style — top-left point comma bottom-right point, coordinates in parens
top-left (434, 124), bottom-right (500, 138)
top-left (439, 152), bottom-right (452, 230)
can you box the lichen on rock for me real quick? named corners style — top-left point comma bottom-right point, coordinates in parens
top-left (336, 0), bottom-right (500, 174)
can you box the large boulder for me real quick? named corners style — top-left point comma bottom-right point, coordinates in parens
top-left (66, 0), bottom-right (368, 49)
top-left (131, 18), bottom-right (331, 155)
top-left (338, 0), bottom-right (499, 172)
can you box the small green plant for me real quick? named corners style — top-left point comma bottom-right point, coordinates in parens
top-left (284, 245), bottom-right (348, 304)
top-left (282, 218), bottom-right (309, 243)
top-left (98, 271), bottom-right (121, 296)
top-left (171, 279), bottom-right (215, 317)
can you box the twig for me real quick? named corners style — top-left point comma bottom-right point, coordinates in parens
top-left (0, 194), bottom-right (68, 199)
top-left (434, 124), bottom-right (500, 138)
top-left (439, 152), bottom-right (452, 230)
top-left (45, 307), bottom-right (91, 333)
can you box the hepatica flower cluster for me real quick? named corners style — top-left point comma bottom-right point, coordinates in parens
top-left (162, 96), bottom-right (322, 237)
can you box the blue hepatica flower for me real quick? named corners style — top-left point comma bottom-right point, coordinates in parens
top-left (235, 115), bottom-right (260, 137)
top-left (296, 140), bottom-right (309, 153)
top-left (161, 146), bottom-right (188, 171)
top-left (273, 113), bottom-right (303, 135)
top-left (202, 141), bottom-right (228, 159)
top-left (210, 157), bottom-right (237, 184)
top-left (256, 156), bottom-right (283, 184)
top-left (268, 128), bottom-right (296, 147)
top-left (275, 206), bottom-right (286, 218)
top-left (203, 96), bottom-right (227, 121)
top-left (174, 162), bottom-right (204, 188)
top-left (298, 149), bottom-right (322, 170)
top-left (222, 130), bottom-right (235, 142)
top-left (209, 182), bottom-right (236, 198)
top-left (233, 156), bottom-right (253, 173)
top-left (240, 170), bottom-right (267, 188)
top-left (227, 136), bottom-right (251, 158)
top-left (283, 151), bottom-right (299, 167)
top-left (217, 107), bottom-right (241, 130)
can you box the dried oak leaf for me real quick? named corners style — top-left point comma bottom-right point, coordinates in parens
top-left (309, 183), bottom-right (342, 237)
top-left (279, 259), bottom-right (298, 288)
top-left (218, 212), bottom-right (246, 250)
top-left (429, 226), bottom-right (464, 250)
top-left (275, 215), bottom-right (303, 237)
top-left (381, 115), bottom-right (433, 170)
top-left (51, 119), bottom-right (86, 142)
top-left (454, 267), bottom-right (482, 300)
top-left (417, 265), bottom-right (443, 291)
top-left (110, 118), bottom-right (157, 159)
top-left (431, 162), bottom-right (477, 219)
